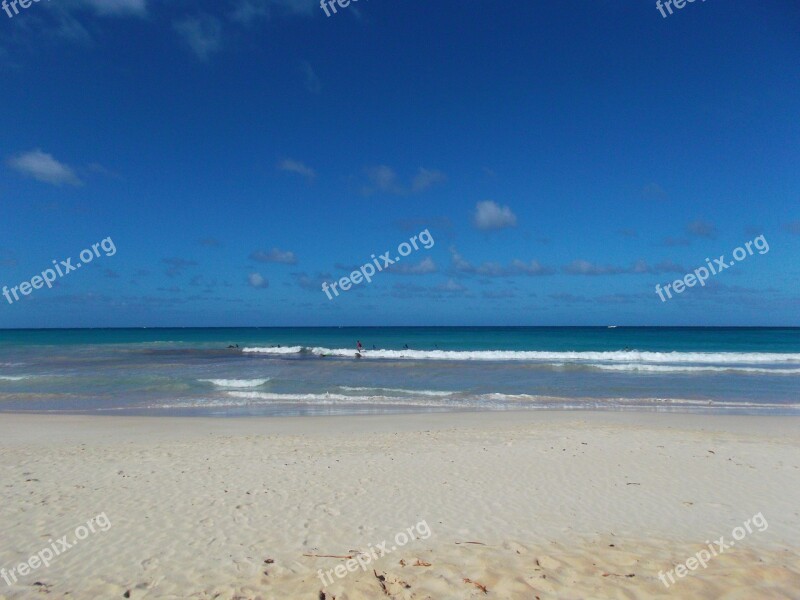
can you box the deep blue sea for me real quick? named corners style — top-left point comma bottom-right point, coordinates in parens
top-left (0, 327), bottom-right (798, 416)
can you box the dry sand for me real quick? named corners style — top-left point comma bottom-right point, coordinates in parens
top-left (0, 410), bottom-right (799, 599)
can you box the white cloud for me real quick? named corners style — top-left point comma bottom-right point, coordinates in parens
top-left (450, 247), bottom-right (553, 277)
top-left (437, 278), bottom-right (466, 292)
top-left (249, 248), bottom-right (298, 264)
top-left (412, 168), bottom-right (447, 192)
top-left (563, 260), bottom-right (624, 276)
top-left (174, 15), bottom-right (222, 60)
top-left (248, 273), bottom-right (269, 288)
top-left (362, 165), bottom-right (402, 195)
top-left (7, 149), bottom-right (82, 186)
top-left (406, 256), bottom-right (437, 274)
top-left (361, 166), bottom-right (446, 196)
top-left (388, 257), bottom-right (437, 275)
top-left (473, 200), bottom-right (517, 230)
top-left (560, 259), bottom-right (685, 276)
top-left (278, 159), bottom-right (315, 180)
top-left (510, 259), bottom-right (552, 276)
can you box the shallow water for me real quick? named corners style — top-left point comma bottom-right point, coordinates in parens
top-left (1, 327), bottom-right (798, 416)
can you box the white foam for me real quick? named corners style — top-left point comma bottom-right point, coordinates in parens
top-left (241, 346), bottom-right (304, 354)
top-left (338, 386), bottom-right (455, 396)
top-left (227, 391), bottom-right (354, 402)
top-left (586, 364), bottom-right (800, 375)
top-left (199, 378), bottom-right (271, 388)
top-left (149, 391), bottom-right (800, 411)
top-left (154, 391), bottom-right (460, 409)
top-left (0, 375), bottom-right (30, 381)
top-left (242, 347), bottom-right (800, 365)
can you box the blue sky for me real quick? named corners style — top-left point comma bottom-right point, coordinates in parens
top-left (1, 0), bottom-right (798, 327)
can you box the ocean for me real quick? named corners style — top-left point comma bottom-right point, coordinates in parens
top-left (0, 327), bottom-right (798, 416)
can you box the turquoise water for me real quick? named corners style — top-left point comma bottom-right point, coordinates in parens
top-left (0, 327), bottom-right (798, 416)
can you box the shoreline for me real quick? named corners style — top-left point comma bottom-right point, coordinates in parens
top-left (2, 407), bottom-right (800, 438)
top-left (1, 410), bottom-right (799, 598)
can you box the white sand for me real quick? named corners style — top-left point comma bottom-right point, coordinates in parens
top-left (0, 410), bottom-right (798, 599)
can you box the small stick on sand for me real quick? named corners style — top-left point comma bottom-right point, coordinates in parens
top-left (455, 541), bottom-right (486, 545)
top-left (464, 578), bottom-right (488, 593)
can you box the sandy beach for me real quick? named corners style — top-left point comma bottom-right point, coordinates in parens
top-left (0, 410), bottom-right (799, 599)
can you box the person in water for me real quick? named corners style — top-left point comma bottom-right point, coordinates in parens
top-left (357, 340), bottom-right (363, 352)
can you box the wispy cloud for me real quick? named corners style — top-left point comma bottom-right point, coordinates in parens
top-left (162, 257), bottom-right (198, 277)
top-left (230, 0), bottom-right (270, 24)
top-left (300, 60), bottom-right (321, 93)
top-left (438, 278), bottom-right (466, 292)
top-left (510, 259), bottom-right (554, 275)
top-left (660, 220), bottom-right (717, 246)
top-left (450, 247), bottom-right (553, 277)
top-left (687, 219), bottom-right (717, 239)
top-left (361, 165), bottom-right (403, 195)
top-left (390, 280), bottom-right (470, 299)
top-left (411, 168), bottom-right (447, 192)
top-left (386, 257), bottom-right (437, 275)
top-left (249, 248), bottom-right (298, 264)
top-left (277, 158), bottom-right (315, 181)
top-left (174, 15), bottom-right (222, 60)
top-left (473, 200), bottom-right (517, 230)
top-left (563, 259), bottom-right (686, 276)
top-left (360, 166), bottom-right (446, 196)
top-left (7, 149), bottom-right (82, 186)
top-left (563, 260), bottom-right (625, 276)
top-left (292, 271), bottom-right (333, 291)
top-left (82, 0), bottom-right (147, 17)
